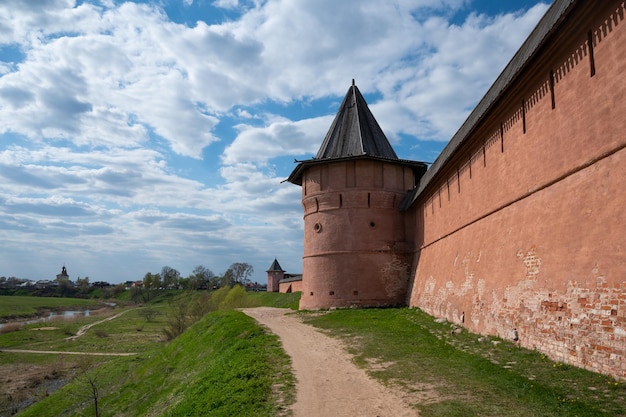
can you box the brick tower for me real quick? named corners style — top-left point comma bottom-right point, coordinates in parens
top-left (266, 258), bottom-right (285, 293)
top-left (288, 81), bottom-right (427, 309)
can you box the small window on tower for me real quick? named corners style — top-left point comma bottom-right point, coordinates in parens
top-left (314, 223), bottom-right (323, 233)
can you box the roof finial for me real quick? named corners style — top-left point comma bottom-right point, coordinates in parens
top-left (352, 78), bottom-right (355, 86)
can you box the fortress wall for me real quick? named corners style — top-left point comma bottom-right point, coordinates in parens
top-left (408, 1), bottom-right (626, 379)
top-left (419, 2), bottom-right (626, 247)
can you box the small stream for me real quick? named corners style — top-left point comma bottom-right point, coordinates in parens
top-left (0, 309), bottom-right (92, 330)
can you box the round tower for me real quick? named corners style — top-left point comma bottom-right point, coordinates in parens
top-left (288, 82), bottom-right (426, 309)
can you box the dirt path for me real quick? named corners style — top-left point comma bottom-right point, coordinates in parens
top-left (242, 307), bottom-right (418, 417)
top-left (65, 308), bottom-right (137, 341)
top-left (0, 348), bottom-right (136, 356)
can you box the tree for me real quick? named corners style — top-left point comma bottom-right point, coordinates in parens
top-left (130, 285), bottom-right (147, 303)
top-left (76, 357), bottom-right (101, 417)
top-left (227, 262), bottom-right (254, 286)
top-left (161, 266), bottom-right (180, 289)
top-left (220, 269), bottom-right (236, 288)
top-left (143, 272), bottom-right (161, 290)
top-left (140, 307), bottom-right (159, 322)
top-left (77, 276), bottom-right (90, 293)
top-left (189, 265), bottom-right (215, 290)
top-left (163, 298), bottom-right (190, 341)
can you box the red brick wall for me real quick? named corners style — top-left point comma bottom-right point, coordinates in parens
top-left (279, 279), bottom-right (303, 294)
top-left (299, 159), bottom-right (414, 309)
top-left (408, 1), bottom-right (626, 379)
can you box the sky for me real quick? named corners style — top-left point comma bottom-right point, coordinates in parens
top-left (0, 0), bottom-right (551, 284)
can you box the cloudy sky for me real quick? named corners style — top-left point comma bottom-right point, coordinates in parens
top-left (0, 0), bottom-right (551, 284)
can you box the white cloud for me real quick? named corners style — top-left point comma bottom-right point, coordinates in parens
top-left (0, 0), bottom-right (551, 281)
top-left (222, 115), bottom-right (332, 165)
top-left (212, 0), bottom-right (238, 9)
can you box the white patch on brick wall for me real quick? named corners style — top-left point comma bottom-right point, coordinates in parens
top-left (424, 276), bottom-right (436, 295)
top-left (461, 255), bottom-right (475, 294)
top-left (518, 246), bottom-right (541, 285)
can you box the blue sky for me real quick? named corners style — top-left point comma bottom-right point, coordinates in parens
top-left (0, 0), bottom-right (551, 284)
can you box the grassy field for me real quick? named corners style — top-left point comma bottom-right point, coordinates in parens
top-left (15, 310), bottom-right (295, 417)
top-left (303, 307), bottom-right (626, 417)
top-left (1, 290), bottom-right (297, 417)
top-left (0, 295), bottom-right (101, 319)
top-left (4, 292), bottom-right (626, 417)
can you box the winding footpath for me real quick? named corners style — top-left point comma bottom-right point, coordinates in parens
top-left (0, 308), bottom-right (139, 357)
top-left (242, 307), bottom-right (418, 417)
top-left (64, 308), bottom-right (136, 341)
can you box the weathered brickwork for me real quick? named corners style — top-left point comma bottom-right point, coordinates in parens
top-left (289, 0), bottom-right (626, 380)
top-left (409, 1), bottom-right (626, 379)
top-left (299, 160), bottom-right (415, 309)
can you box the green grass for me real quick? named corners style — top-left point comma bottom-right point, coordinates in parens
top-left (302, 307), bottom-right (626, 417)
top-left (17, 311), bottom-right (295, 417)
top-left (247, 291), bottom-right (301, 309)
top-left (6, 291), bottom-right (625, 417)
top-left (1, 290), bottom-right (298, 416)
top-left (0, 295), bottom-right (101, 319)
top-left (0, 306), bottom-right (166, 352)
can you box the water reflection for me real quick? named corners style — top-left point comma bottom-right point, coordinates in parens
top-left (0, 309), bottom-right (91, 330)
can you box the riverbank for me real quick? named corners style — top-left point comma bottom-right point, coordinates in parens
top-left (0, 295), bottom-right (102, 323)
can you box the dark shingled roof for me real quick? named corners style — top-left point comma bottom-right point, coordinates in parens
top-left (287, 81), bottom-right (426, 185)
top-left (266, 258), bottom-right (285, 272)
top-left (279, 274), bottom-right (302, 283)
top-left (400, 0), bottom-right (577, 210)
top-left (315, 81), bottom-right (398, 160)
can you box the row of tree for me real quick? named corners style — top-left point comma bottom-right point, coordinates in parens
top-left (130, 262), bottom-right (256, 303)
top-left (142, 263), bottom-right (255, 291)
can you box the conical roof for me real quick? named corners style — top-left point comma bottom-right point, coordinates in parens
top-left (315, 80), bottom-right (398, 160)
top-left (266, 258), bottom-right (285, 272)
top-left (287, 81), bottom-right (426, 186)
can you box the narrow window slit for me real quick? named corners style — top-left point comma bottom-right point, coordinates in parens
top-left (522, 100), bottom-right (526, 134)
top-left (549, 69), bottom-right (556, 109)
top-left (588, 31), bottom-right (596, 77)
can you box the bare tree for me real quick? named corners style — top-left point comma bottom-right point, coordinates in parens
top-left (228, 262), bottom-right (254, 285)
top-left (76, 358), bottom-right (101, 417)
top-left (161, 266), bottom-right (181, 289)
top-left (86, 374), bottom-right (100, 417)
top-left (189, 265), bottom-right (215, 290)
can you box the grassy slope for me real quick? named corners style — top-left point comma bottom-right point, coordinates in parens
top-left (11, 291), bottom-right (624, 417)
top-left (303, 308), bottom-right (626, 417)
top-left (247, 291), bottom-right (301, 310)
top-left (16, 310), bottom-right (295, 417)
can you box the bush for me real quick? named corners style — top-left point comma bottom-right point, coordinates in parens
top-left (208, 286), bottom-right (230, 311)
top-left (219, 285), bottom-right (250, 310)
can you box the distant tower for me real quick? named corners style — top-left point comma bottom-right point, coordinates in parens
top-left (56, 265), bottom-right (69, 280)
top-left (287, 81), bottom-right (427, 309)
top-left (266, 258), bottom-right (285, 293)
